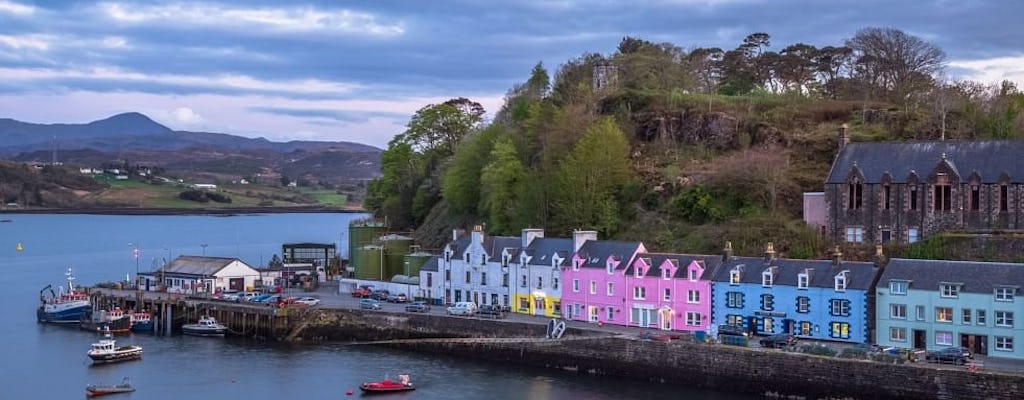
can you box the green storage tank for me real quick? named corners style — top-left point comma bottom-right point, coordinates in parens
top-left (348, 219), bottom-right (386, 262)
top-left (381, 234), bottom-right (413, 280)
top-left (403, 251), bottom-right (433, 276)
top-left (352, 245), bottom-right (384, 280)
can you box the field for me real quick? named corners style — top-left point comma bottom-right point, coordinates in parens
top-left (89, 176), bottom-right (357, 209)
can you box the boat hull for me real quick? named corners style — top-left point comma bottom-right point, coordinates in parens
top-left (130, 320), bottom-right (154, 333)
top-left (88, 347), bottom-right (143, 364)
top-left (86, 386), bottom-right (135, 397)
top-left (81, 314), bottom-right (132, 334)
top-left (37, 303), bottom-right (91, 324)
top-left (182, 326), bottom-right (227, 337)
top-left (359, 383), bottom-right (415, 393)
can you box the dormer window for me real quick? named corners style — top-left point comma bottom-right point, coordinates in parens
top-left (762, 270), bottom-right (774, 287)
top-left (444, 250), bottom-right (452, 263)
top-left (662, 267), bottom-right (671, 280)
top-left (634, 265), bottom-right (642, 278)
top-left (573, 258), bottom-right (582, 271)
top-left (464, 253), bottom-right (470, 263)
top-left (480, 254), bottom-right (486, 265)
top-left (729, 269), bottom-right (741, 285)
top-left (940, 283), bottom-right (960, 298)
top-left (688, 269), bottom-right (698, 281)
top-left (834, 271), bottom-right (848, 292)
top-left (606, 261), bottom-right (615, 274)
top-left (797, 272), bottom-right (809, 289)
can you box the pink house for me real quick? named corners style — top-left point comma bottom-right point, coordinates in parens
top-left (623, 253), bottom-right (722, 332)
top-left (562, 231), bottom-right (646, 326)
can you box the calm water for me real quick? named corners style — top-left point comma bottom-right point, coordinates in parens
top-left (0, 213), bottom-right (754, 399)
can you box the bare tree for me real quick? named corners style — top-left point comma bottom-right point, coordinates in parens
top-left (846, 27), bottom-right (946, 105)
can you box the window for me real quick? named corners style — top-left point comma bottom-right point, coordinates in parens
top-left (573, 259), bottom-right (581, 271)
top-left (726, 292), bottom-right (744, 308)
top-left (687, 290), bottom-right (699, 303)
top-left (688, 269), bottom-right (698, 281)
top-left (445, 269), bottom-right (451, 282)
top-left (848, 182), bottom-right (863, 210)
top-left (915, 305), bottom-right (925, 321)
top-left (464, 253), bottom-right (470, 263)
top-left (890, 327), bottom-right (907, 342)
top-left (797, 273), bottom-right (809, 289)
top-left (536, 277), bottom-right (543, 289)
top-left (572, 279), bottom-right (579, 293)
top-left (465, 271), bottom-right (471, 283)
top-left (762, 317), bottom-right (774, 334)
top-left (971, 186), bottom-right (980, 211)
top-left (553, 278), bottom-right (559, 290)
top-left (996, 311), bottom-right (1014, 327)
top-left (606, 261), bottom-right (615, 274)
top-left (996, 336), bottom-right (1015, 351)
top-left (798, 321), bottom-right (812, 335)
top-left (518, 297), bottom-right (529, 311)
top-left (834, 273), bottom-right (847, 291)
top-left (761, 294), bottom-right (775, 311)
top-left (572, 303), bottom-right (581, 318)
top-left (729, 269), bottom-right (741, 285)
top-left (481, 272), bottom-right (487, 285)
top-left (935, 307), bottom-right (953, 322)
top-left (661, 267), bottom-right (670, 280)
top-left (830, 299), bottom-right (850, 317)
top-left (589, 280), bottom-right (597, 295)
top-left (830, 322), bottom-right (850, 339)
top-left (762, 270), bottom-right (774, 287)
top-left (889, 281), bottom-right (908, 295)
top-left (520, 275), bottom-right (527, 287)
top-left (977, 310), bottom-right (987, 325)
top-left (634, 265), bottom-right (643, 278)
top-left (940, 284), bottom-right (959, 298)
top-left (685, 312), bottom-right (701, 326)
top-left (1001, 184), bottom-right (1009, 211)
top-left (797, 296), bottom-right (810, 313)
top-left (883, 185), bottom-right (891, 210)
top-left (606, 282), bottom-right (614, 296)
top-left (933, 183), bottom-right (951, 211)
top-left (606, 307), bottom-right (615, 321)
top-left (663, 288), bottom-right (671, 301)
top-left (962, 309), bottom-right (972, 324)
top-left (935, 331), bottom-right (953, 346)
top-left (881, 229), bottom-right (892, 243)
top-left (907, 228), bottom-right (919, 244)
top-left (890, 304), bottom-right (907, 319)
top-left (844, 227), bottom-right (864, 243)
top-left (633, 286), bottom-right (646, 300)
top-left (909, 187), bottom-right (918, 211)
top-left (726, 314), bottom-right (744, 327)
top-left (502, 273), bottom-right (508, 287)
top-left (995, 287), bottom-right (1015, 302)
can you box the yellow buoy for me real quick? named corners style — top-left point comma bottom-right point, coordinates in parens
top-left (16, 242), bottom-right (23, 252)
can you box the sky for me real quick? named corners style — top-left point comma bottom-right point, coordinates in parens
top-left (0, 0), bottom-right (1022, 149)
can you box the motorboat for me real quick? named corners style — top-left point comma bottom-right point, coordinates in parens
top-left (37, 268), bottom-right (90, 324)
top-left (80, 307), bottom-right (132, 334)
top-left (87, 327), bottom-right (142, 364)
top-left (86, 377), bottom-right (135, 397)
top-left (182, 315), bottom-right (227, 337)
top-left (129, 310), bottom-right (154, 333)
top-left (360, 374), bottom-right (415, 393)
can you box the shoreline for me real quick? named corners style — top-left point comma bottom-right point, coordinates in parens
top-left (0, 205), bottom-right (367, 216)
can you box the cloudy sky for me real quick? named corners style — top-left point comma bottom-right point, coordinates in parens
top-left (0, 0), bottom-right (1021, 149)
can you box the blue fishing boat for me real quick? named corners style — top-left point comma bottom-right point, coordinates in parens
top-left (129, 310), bottom-right (154, 333)
top-left (37, 268), bottom-right (91, 324)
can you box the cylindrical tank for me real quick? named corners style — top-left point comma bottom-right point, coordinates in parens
top-left (403, 251), bottom-right (433, 276)
top-left (352, 245), bottom-right (384, 280)
top-left (348, 219), bottom-right (386, 262)
top-left (381, 234), bottom-right (413, 280)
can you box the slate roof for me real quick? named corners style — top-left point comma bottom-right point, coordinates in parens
top-left (523, 238), bottom-right (573, 266)
top-left (157, 256), bottom-right (246, 276)
top-left (575, 240), bottom-right (644, 268)
top-left (826, 140), bottom-right (1024, 184)
top-left (446, 235), bottom-right (472, 254)
top-left (880, 258), bottom-right (1024, 294)
top-left (626, 253), bottom-right (725, 280)
top-left (420, 256), bottom-right (440, 272)
top-left (711, 256), bottom-right (878, 290)
top-left (487, 236), bottom-right (522, 263)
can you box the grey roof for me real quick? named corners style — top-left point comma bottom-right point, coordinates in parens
top-left (827, 140), bottom-right (1024, 184)
top-left (627, 253), bottom-right (724, 280)
top-left (880, 258), bottom-right (1024, 294)
top-left (156, 256), bottom-right (245, 276)
top-left (711, 256), bottom-right (878, 290)
top-left (447, 235), bottom-right (471, 254)
top-left (575, 240), bottom-right (644, 269)
top-left (524, 238), bottom-right (573, 266)
top-left (487, 236), bottom-right (522, 263)
top-left (420, 256), bottom-right (440, 272)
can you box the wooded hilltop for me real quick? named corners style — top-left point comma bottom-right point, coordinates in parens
top-left (364, 27), bottom-right (1024, 260)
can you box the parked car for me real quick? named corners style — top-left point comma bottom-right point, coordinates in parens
top-left (446, 302), bottom-right (477, 316)
top-left (359, 299), bottom-right (381, 310)
top-left (716, 324), bottom-right (748, 338)
top-left (293, 297), bottom-right (320, 306)
top-left (236, 292), bottom-right (260, 302)
top-left (386, 293), bottom-right (408, 303)
top-left (759, 333), bottom-right (797, 348)
top-left (926, 347), bottom-right (971, 364)
top-left (250, 294), bottom-right (275, 303)
top-left (404, 301), bottom-right (431, 313)
top-left (477, 304), bottom-right (505, 319)
top-left (370, 290), bottom-right (391, 301)
top-left (351, 286), bottom-right (372, 298)
top-left (219, 291), bottom-right (240, 301)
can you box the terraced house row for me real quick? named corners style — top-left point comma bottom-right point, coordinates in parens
top-left (417, 226), bottom-right (1024, 360)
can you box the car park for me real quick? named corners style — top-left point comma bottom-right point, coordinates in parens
top-left (446, 302), bottom-right (477, 316)
top-left (386, 293), bottom-right (408, 303)
top-left (926, 347), bottom-right (971, 364)
top-left (404, 301), bottom-right (431, 313)
top-left (477, 304), bottom-right (504, 319)
top-left (359, 298), bottom-right (381, 310)
top-left (759, 333), bottom-right (797, 348)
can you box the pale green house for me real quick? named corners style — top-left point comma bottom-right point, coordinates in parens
top-left (875, 258), bottom-right (1024, 360)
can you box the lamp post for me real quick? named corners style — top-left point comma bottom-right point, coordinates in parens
top-left (129, 243), bottom-right (140, 290)
top-left (201, 243), bottom-right (208, 256)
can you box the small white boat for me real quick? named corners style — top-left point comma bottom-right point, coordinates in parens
top-left (182, 315), bottom-right (228, 337)
top-left (87, 327), bottom-right (142, 364)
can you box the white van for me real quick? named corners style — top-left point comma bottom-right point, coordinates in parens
top-left (446, 302), bottom-right (477, 316)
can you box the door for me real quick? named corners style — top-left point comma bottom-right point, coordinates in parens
top-left (229, 278), bottom-right (243, 291)
top-left (913, 329), bottom-right (926, 349)
top-left (659, 309), bottom-right (673, 331)
top-left (961, 334), bottom-right (988, 356)
top-left (533, 297), bottom-right (546, 315)
top-left (588, 306), bottom-right (599, 322)
top-left (782, 319), bottom-right (794, 335)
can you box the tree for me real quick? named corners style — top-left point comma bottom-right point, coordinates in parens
top-left (813, 46), bottom-right (853, 98)
top-left (688, 47), bottom-right (724, 94)
top-left (776, 43), bottom-right (818, 94)
top-left (552, 118), bottom-right (633, 235)
top-left (399, 97), bottom-right (485, 156)
top-left (846, 27), bottom-right (946, 104)
top-left (441, 126), bottom-right (503, 216)
top-left (479, 137), bottom-right (529, 234)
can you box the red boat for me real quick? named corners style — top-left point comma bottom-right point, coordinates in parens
top-left (359, 375), bottom-right (414, 393)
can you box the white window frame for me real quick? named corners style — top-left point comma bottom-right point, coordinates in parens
top-left (572, 279), bottom-right (580, 293)
top-left (916, 305), bottom-right (926, 321)
top-left (663, 288), bottom-right (671, 301)
top-left (588, 280), bottom-right (597, 295)
top-left (935, 307), bottom-right (953, 322)
top-left (996, 311), bottom-right (1014, 327)
top-left (687, 290), bottom-right (699, 304)
top-left (688, 269), bottom-right (698, 281)
top-left (935, 331), bottom-right (953, 346)
top-left (762, 270), bottom-right (773, 287)
top-left (962, 308), bottom-right (972, 324)
top-left (940, 284), bottom-right (959, 298)
top-left (907, 228), bottom-right (919, 244)
top-left (633, 286), bottom-right (646, 300)
top-left (834, 272), bottom-right (848, 292)
top-left (977, 309), bottom-right (987, 325)
top-left (606, 307), bottom-right (615, 321)
top-left (996, 336), bottom-right (1015, 351)
top-left (797, 296), bottom-right (809, 313)
top-left (685, 311), bottom-right (701, 326)
top-left (606, 261), bottom-right (615, 275)
top-left (797, 273), bottom-right (809, 289)
top-left (729, 269), bottom-right (741, 285)
top-left (661, 267), bottom-right (670, 280)
top-left (845, 226), bottom-right (864, 243)
top-left (606, 282), bottom-right (614, 296)
top-left (830, 299), bottom-right (850, 317)
top-left (726, 292), bottom-right (742, 308)
top-left (995, 287), bottom-right (1015, 302)
top-left (889, 281), bottom-right (907, 295)
top-left (890, 304), bottom-right (907, 319)
top-left (889, 327), bottom-right (906, 342)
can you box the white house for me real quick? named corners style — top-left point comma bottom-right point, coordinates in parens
top-left (140, 255), bottom-right (260, 294)
top-left (191, 183), bottom-right (217, 190)
top-left (512, 230), bottom-right (575, 317)
top-left (437, 226), bottom-right (520, 308)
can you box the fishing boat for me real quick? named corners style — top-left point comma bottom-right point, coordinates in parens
top-left (86, 377), bottom-right (135, 397)
top-left (129, 310), bottom-right (154, 333)
top-left (360, 375), bottom-right (415, 393)
top-left (80, 307), bottom-right (132, 334)
top-left (182, 315), bottom-right (228, 337)
top-left (36, 268), bottom-right (91, 324)
top-left (87, 327), bottom-right (143, 364)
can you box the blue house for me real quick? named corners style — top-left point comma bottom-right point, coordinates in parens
top-left (711, 243), bottom-right (880, 343)
top-left (875, 258), bottom-right (1024, 360)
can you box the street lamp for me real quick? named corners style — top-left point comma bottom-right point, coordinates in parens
top-left (129, 243), bottom-right (140, 289)
top-left (201, 243), bottom-right (208, 256)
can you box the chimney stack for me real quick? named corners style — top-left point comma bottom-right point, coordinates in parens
top-left (874, 244), bottom-right (886, 269)
top-left (832, 246), bottom-right (843, 266)
top-left (471, 225), bottom-right (484, 246)
top-left (573, 230), bottom-right (598, 252)
top-left (838, 123), bottom-right (849, 149)
top-left (723, 241), bottom-right (734, 261)
top-left (521, 228), bottom-right (544, 248)
top-left (764, 242), bottom-right (776, 263)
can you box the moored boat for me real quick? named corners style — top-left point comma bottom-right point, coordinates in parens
top-left (36, 268), bottom-right (90, 324)
top-left (182, 315), bottom-right (228, 337)
top-left (129, 310), bottom-right (154, 333)
top-left (81, 307), bottom-right (132, 334)
top-left (86, 377), bottom-right (135, 397)
top-left (360, 375), bottom-right (415, 393)
top-left (87, 327), bottom-right (142, 364)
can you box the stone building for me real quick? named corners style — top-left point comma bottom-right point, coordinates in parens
top-left (825, 125), bottom-right (1024, 244)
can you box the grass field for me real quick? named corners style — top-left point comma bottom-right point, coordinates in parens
top-left (90, 176), bottom-right (356, 209)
